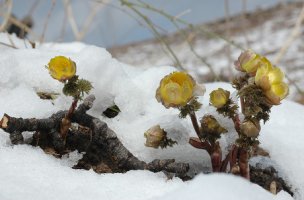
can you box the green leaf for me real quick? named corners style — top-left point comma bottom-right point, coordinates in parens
top-left (77, 79), bottom-right (93, 95)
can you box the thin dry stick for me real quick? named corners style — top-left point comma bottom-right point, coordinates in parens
top-left (27, 0), bottom-right (40, 16)
top-left (224, 0), bottom-right (234, 79)
top-left (94, 0), bottom-right (166, 46)
top-left (63, 0), bottom-right (107, 41)
top-left (157, 7), bottom-right (218, 79)
top-left (63, 0), bottom-right (80, 39)
top-left (273, 4), bottom-right (304, 96)
top-left (57, 6), bottom-right (68, 42)
top-left (77, 2), bottom-right (106, 40)
top-left (0, 14), bottom-right (38, 38)
top-left (124, 0), bottom-right (245, 74)
top-left (6, 32), bottom-right (16, 48)
top-left (241, 0), bottom-right (250, 48)
top-left (0, 41), bottom-right (17, 49)
top-left (168, 16), bottom-right (218, 80)
top-left (39, 0), bottom-right (56, 43)
top-left (132, 0), bottom-right (244, 50)
top-left (274, 4), bottom-right (304, 64)
top-left (0, 0), bottom-right (13, 32)
top-left (121, 0), bottom-right (184, 70)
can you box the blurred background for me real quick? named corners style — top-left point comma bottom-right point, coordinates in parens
top-left (0, 0), bottom-right (303, 103)
top-left (0, 0), bottom-right (296, 46)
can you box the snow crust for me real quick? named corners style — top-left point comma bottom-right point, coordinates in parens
top-left (0, 35), bottom-right (303, 199)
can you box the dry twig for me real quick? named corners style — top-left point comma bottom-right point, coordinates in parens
top-left (0, 0), bottom-right (13, 32)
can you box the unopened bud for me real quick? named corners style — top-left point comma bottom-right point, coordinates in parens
top-left (201, 115), bottom-right (227, 135)
top-left (209, 88), bottom-right (230, 109)
top-left (269, 181), bottom-right (277, 194)
top-left (240, 119), bottom-right (261, 138)
top-left (234, 49), bottom-right (260, 74)
top-left (231, 164), bottom-right (240, 174)
top-left (144, 125), bottom-right (165, 148)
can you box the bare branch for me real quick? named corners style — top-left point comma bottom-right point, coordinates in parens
top-left (274, 4), bottom-right (304, 64)
top-left (39, 0), bottom-right (56, 43)
top-left (0, 0), bottom-right (13, 32)
top-left (63, 0), bottom-right (80, 39)
top-left (0, 13), bottom-right (38, 38)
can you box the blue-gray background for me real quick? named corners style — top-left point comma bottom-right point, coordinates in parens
top-left (7, 0), bottom-right (296, 47)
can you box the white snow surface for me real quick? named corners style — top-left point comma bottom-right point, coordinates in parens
top-left (0, 35), bottom-right (303, 199)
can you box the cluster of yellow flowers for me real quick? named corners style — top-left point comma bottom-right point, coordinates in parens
top-left (156, 50), bottom-right (288, 110)
top-left (235, 49), bottom-right (289, 105)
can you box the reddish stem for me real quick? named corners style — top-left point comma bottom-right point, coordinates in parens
top-left (188, 112), bottom-right (212, 153)
top-left (189, 111), bottom-right (201, 139)
top-left (66, 99), bottom-right (78, 119)
top-left (211, 142), bottom-right (222, 172)
top-left (239, 147), bottom-right (250, 179)
top-left (232, 114), bottom-right (241, 134)
top-left (60, 99), bottom-right (78, 140)
top-left (189, 111), bottom-right (220, 171)
top-left (189, 137), bottom-right (212, 155)
top-left (220, 152), bottom-right (230, 172)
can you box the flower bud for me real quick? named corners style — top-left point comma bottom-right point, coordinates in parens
top-left (240, 119), bottom-right (261, 138)
top-left (270, 181), bottom-right (277, 194)
top-left (231, 164), bottom-right (240, 175)
top-left (144, 125), bottom-right (165, 148)
top-left (209, 88), bottom-right (230, 108)
top-left (234, 49), bottom-right (260, 74)
top-left (201, 115), bottom-right (227, 135)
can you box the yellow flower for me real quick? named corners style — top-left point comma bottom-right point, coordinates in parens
top-left (156, 71), bottom-right (205, 108)
top-left (255, 64), bottom-right (288, 105)
top-left (234, 50), bottom-right (272, 75)
top-left (209, 88), bottom-right (230, 108)
top-left (47, 56), bottom-right (76, 81)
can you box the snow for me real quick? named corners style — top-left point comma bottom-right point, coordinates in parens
top-left (0, 34), bottom-right (303, 199)
top-left (153, 174), bottom-right (294, 200)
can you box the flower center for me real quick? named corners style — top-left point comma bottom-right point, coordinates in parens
top-left (164, 81), bottom-right (182, 103)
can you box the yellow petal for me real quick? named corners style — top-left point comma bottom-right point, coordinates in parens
top-left (181, 81), bottom-right (193, 103)
top-left (267, 67), bottom-right (284, 84)
top-left (255, 64), bottom-right (272, 90)
top-left (160, 81), bottom-right (183, 106)
top-left (265, 83), bottom-right (289, 105)
top-left (271, 83), bottom-right (289, 99)
top-left (242, 54), bottom-right (260, 73)
top-left (259, 57), bottom-right (272, 69)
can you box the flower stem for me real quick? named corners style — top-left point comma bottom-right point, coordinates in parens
top-left (60, 98), bottom-right (78, 140)
top-left (239, 147), bottom-right (250, 179)
top-left (189, 111), bottom-right (201, 138)
top-left (189, 111), bottom-right (223, 172)
top-left (232, 114), bottom-right (241, 134)
top-left (67, 99), bottom-right (78, 119)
